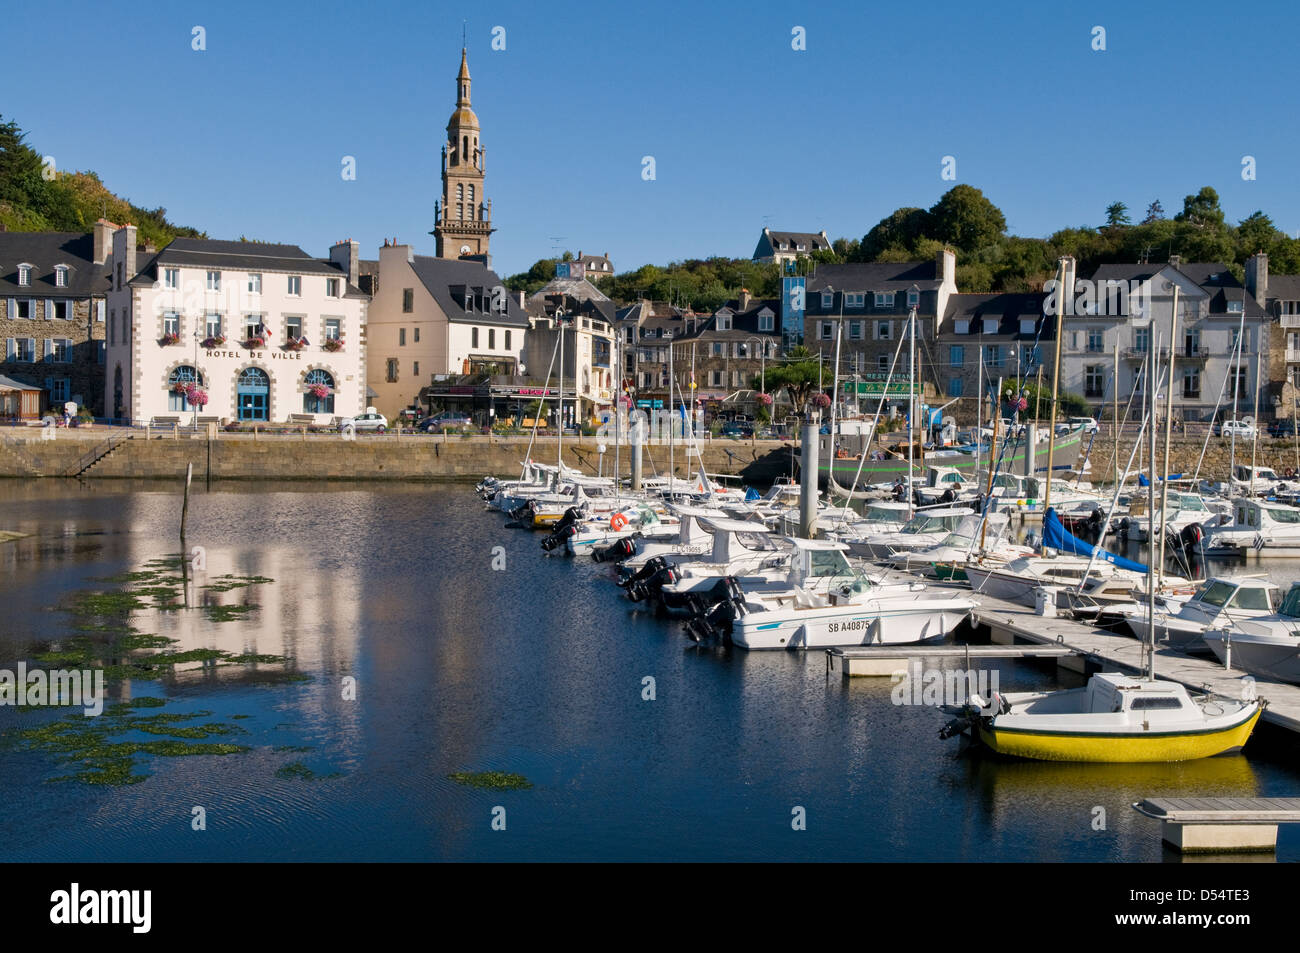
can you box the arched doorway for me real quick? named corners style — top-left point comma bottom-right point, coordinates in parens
top-left (237, 367), bottom-right (270, 421)
top-left (303, 369), bottom-right (335, 414)
top-left (168, 365), bottom-right (203, 412)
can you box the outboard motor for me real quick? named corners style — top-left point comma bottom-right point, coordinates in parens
top-left (683, 577), bottom-right (745, 645)
top-left (593, 534), bottom-right (640, 564)
top-left (626, 560), bottom-right (679, 603)
top-left (893, 481), bottom-right (907, 502)
top-left (940, 488), bottom-right (956, 505)
top-left (540, 523), bottom-right (579, 553)
top-left (618, 555), bottom-right (667, 590)
top-left (1176, 522), bottom-right (1204, 552)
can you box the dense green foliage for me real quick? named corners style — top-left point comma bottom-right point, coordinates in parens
top-left (0, 114), bottom-right (203, 246)
top-left (511, 184), bottom-right (1300, 309)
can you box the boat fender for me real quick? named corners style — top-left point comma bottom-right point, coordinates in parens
top-left (992, 692), bottom-right (1010, 715)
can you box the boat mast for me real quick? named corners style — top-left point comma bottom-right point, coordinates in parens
top-left (1250, 327), bottom-right (1261, 490)
top-left (908, 305), bottom-right (916, 511)
top-left (1157, 284), bottom-right (1180, 577)
top-left (1043, 257), bottom-right (1068, 516)
top-left (1229, 306), bottom-right (1245, 494)
top-left (975, 348), bottom-right (983, 478)
top-left (1113, 337), bottom-right (1120, 484)
top-left (557, 307), bottom-right (565, 471)
top-left (1146, 318), bottom-right (1158, 681)
top-left (668, 337), bottom-right (675, 495)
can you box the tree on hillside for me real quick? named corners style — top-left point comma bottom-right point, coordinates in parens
top-left (1104, 202), bottom-right (1130, 228)
top-left (1142, 200), bottom-right (1165, 224)
top-left (755, 346), bottom-right (822, 417)
top-left (1175, 186), bottom-right (1225, 230)
top-left (926, 185), bottom-right (1006, 253)
top-left (858, 207), bottom-right (930, 259)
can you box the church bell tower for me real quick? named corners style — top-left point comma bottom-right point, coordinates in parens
top-left (433, 48), bottom-right (493, 261)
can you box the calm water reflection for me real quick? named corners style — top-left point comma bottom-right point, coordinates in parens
top-left (1, 479), bottom-right (1298, 862)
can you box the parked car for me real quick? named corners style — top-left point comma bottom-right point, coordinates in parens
top-left (720, 421), bottom-right (754, 439)
top-left (1068, 416), bottom-right (1101, 434)
top-left (1217, 419), bottom-right (1256, 439)
top-left (1268, 418), bottom-right (1298, 438)
top-left (338, 412), bottom-right (388, 433)
top-left (418, 411), bottom-right (472, 431)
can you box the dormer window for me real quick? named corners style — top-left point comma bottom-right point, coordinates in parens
top-left (874, 292), bottom-right (895, 308)
top-left (17, 264), bottom-right (32, 286)
top-left (821, 291), bottom-right (833, 309)
top-left (717, 315), bottom-right (731, 331)
top-left (907, 290), bottom-right (919, 308)
top-left (1227, 300), bottom-right (1244, 313)
top-left (55, 265), bottom-right (68, 288)
top-left (845, 292), bottom-right (865, 309)
top-left (796, 243), bottom-right (806, 252)
top-left (983, 317), bottom-right (999, 334)
top-left (954, 319), bottom-right (970, 335)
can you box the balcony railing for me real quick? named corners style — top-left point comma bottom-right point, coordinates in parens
top-left (1280, 313), bottom-right (1300, 329)
top-left (1124, 346), bottom-right (1209, 362)
top-left (1287, 348), bottom-right (1300, 363)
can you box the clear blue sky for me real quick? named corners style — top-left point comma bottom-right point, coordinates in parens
top-left (10, 0), bottom-right (1300, 277)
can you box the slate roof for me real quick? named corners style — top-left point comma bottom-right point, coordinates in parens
top-left (0, 232), bottom-right (109, 297)
top-left (1089, 262), bottom-right (1267, 317)
top-left (0, 373), bottom-right (41, 391)
top-left (408, 255), bottom-right (528, 327)
top-left (942, 293), bottom-right (1051, 338)
top-left (808, 261), bottom-right (940, 293)
top-left (129, 238), bottom-right (368, 298)
top-left (1264, 274), bottom-right (1300, 302)
top-left (756, 229), bottom-right (830, 257)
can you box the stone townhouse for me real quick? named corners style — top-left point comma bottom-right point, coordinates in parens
top-left (615, 300), bottom-right (692, 408)
top-left (689, 292), bottom-right (782, 409)
top-left (1058, 257), bottom-right (1271, 424)
top-left (364, 241), bottom-right (528, 419)
top-left (1244, 252), bottom-right (1300, 414)
top-left (936, 292), bottom-right (1051, 422)
top-left (0, 225), bottom-right (111, 416)
top-left (522, 280), bottom-right (617, 427)
top-left (104, 226), bottom-right (369, 425)
top-left (803, 250), bottom-right (958, 408)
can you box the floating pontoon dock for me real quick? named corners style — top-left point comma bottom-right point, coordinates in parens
top-left (1132, 797), bottom-right (1300, 853)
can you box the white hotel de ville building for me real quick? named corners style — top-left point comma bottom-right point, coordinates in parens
top-left (102, 223), bottom-right (368, 425)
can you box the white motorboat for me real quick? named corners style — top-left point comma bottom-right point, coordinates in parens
top-left (1118, 491), bottom-right (1217, 543)
top-left (1203, 581), bottom-right (1300, 683)
top-left (839, 506), bottom-right (974, 560)
top-left (887, 512), bottom-right (1033, 578)
top-left (683, 538), bottom-right (978, 650)
top-left (605, 504), bottom-right (729, 568)
top-left (1198, 497), bottom-right (1300, 557)
top-left (1103, 575), bottom-right (1279, 651)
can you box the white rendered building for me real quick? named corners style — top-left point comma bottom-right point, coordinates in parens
top-left (104, 226), bottom-right (368, 425)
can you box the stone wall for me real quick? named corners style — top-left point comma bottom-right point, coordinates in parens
top-left (0, 431), bottom-right (793, 483)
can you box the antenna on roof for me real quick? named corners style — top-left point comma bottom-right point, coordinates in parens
top-left (462, 20), bottom-right (467, 47)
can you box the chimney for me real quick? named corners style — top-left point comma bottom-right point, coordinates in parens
top-left (936, 246), bottom-right (957, 287)
top-left (1245, 252), bottom-right (1269, 309)
top-left (330, 238), bottom-right (360, 288)
top-left (516, 290), bottom-right (526, 308)
top-left (739, 287), bottom-right (752, 311)
top-left (1168, 254), bottom-right (1182, 269)
top-left (144, 240), bottom-right (157, 255)
top-left (92, 218), bottom-right (115, 265)
top-left (120, 224), bottom-right (138, 287)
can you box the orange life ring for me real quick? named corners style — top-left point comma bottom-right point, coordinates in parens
top-left (610, 513), bottom-right (628, 531)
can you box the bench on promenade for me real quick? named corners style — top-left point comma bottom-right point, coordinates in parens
top-left (1132, 797), bottom-right (1300, 853)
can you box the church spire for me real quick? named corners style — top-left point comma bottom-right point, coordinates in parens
top-left (457, 48), bottom-right (471, 106)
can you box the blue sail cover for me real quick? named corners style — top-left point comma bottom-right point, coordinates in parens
top-left (1042, 508), bottom-right (1148, 573)
top-left (745, 487), bottom-right (761, 501)
top-left (1137, 473), bottom-right (1184, 486)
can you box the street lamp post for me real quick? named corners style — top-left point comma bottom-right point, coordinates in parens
top-left (192, 328), bottom-right (202, 427)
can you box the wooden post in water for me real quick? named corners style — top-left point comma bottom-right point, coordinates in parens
top-left (180, 462), bottom-right (193, 543)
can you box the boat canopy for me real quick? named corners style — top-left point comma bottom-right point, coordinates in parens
top-left (1043, 508), bottom-right (1148, 573)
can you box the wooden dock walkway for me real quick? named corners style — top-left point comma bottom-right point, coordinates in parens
top-left (1132, 796), bottom-right (1300, 852)
top-left (970, 593), bottom-right (1300, 734)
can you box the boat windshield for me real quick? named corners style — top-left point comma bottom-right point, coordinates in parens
top-left (1178, 495), bottom-right (1209, 512)
top-left (1228, 586), bottom-right (1274, 611)
top-left (866, 505), bottom-right (903, 521)
top-left (809, 548), bottom-right (855, 578)
top-left (1197, 581), bottom-right (1236, 607)
top-left (901, 515), bottom-right (944, 534)
top-left (1279, 585), bottom-right (1300, 619)
top-left (1262, 505), bottom-right (1300, 524)
top-left (736, 532), bottom-right (777, 551)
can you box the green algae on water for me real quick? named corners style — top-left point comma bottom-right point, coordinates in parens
top-left (449, 771), bottom-right (533, 791)
top-left (276, 760), bottom-right (342, 781)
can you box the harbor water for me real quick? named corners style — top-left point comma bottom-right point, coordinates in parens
top-left (2, 479), bottom-right (1299, 862)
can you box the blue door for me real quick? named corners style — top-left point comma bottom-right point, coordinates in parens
top-left (237, 367), bottom-right (269, 421)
